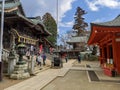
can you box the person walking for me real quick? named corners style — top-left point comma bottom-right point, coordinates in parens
top-left (65, 56), bottom-right (68, 63)
top-left (77, 54), bottom-right (81, 63)
top-left (36, 53), bottom-right (42, 69)
top-left (26, 49), bottom-right (30, 60)
top-left (42, 53), bottom-right (47, 65)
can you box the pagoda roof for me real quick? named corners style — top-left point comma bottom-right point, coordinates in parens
top-left (67, 36), bottom-right (88, 44)
top-left (92, 15), bottom-right (120, 27)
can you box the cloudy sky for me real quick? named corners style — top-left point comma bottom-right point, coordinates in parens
top-left (20, 0), bottom-right (120, 43)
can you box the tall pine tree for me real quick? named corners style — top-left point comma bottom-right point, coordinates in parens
top-left (42, 13), bottom-right (57, 46)
top-left (73, 7), bottom-right (88, 36)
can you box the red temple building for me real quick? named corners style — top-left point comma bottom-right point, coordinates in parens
top-left (88, 15), bottom-right (120, 77)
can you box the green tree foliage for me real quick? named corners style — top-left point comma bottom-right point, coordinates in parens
top-left (73, 7), bottom-right (88, 36)
top-left (42, 13), bottom-right (57, 46)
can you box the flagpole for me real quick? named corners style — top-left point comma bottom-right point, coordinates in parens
top-left (57, 0), bottom-right (59, 49)
top-left (57, 0), bottom-right (58, 26)
top-left (0, 0), bottom-right (5, 81)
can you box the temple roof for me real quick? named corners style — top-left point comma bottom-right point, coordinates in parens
top-left (28, 17), bottom-right (52, 36)
top-left (67, 36), bottom-right (88, 44)
top-left (44, 38), bottom-right (54, 47)
top-left (88, 15), bottom-right (120, 45)
top-left (0, 0), bottom-right (20, 9)
top-left (0, 0), bottom-right (51, 37)
top-left (92, 15), bottom-right (120, 27)
top-left (0, 0), bottom-right (25, 16)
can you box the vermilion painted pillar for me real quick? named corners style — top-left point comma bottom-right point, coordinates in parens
top-left (101, 46), bottom-right (104, 64)
top-left (106, 45), bottom-right (110, 63)
top-left (112, 33), bottom-right (116, 71)
top-left (99, 47), bottom-right (102, 65)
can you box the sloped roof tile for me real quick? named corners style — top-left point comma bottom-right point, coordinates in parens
top-left (92, 15), bottom-right (120, 26)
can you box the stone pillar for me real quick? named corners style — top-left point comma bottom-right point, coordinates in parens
top-left (30, 55), bottom-right (35, 75)
top-left (8, 34), bottom-right (16, 75)
top-left (8, 56), bottom-right (16, 75)
top-left (27, 57), bottom-right (31, 73)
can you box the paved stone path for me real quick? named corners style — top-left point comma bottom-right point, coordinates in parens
top-left (70, 67), bottom-right (102, 71)
top-left (4, 60), bottom-right (75, 90)
top-left (4, 60), bottom-right (120, 90)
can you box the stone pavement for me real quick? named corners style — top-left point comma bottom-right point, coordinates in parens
top-left (72, 61), bottom-right (120, 82)
top-left (4, 60), bottom-right (75, 90)
top-left (4, 60), bottom-right (120, 90)
top-left (33, 58), bottom-right (51, 74)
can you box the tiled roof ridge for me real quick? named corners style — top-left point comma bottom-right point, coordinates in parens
top-left (91, 14), bottom-right (120, 26)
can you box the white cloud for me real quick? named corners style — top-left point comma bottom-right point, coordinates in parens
top-left (85, 0), bottom-right (120, 11)
top-left (33, 0), bottom-right (57, 20)
top-left (20, 0), bottom-right (76, 33)
top-left (59, 20), bottom-right (74, 27)
top-left (58, 0), bottom-right (76, 22)
top-left (21, 0), bottom-right (76, 23)
top-left (92, 19), bottom-right (104, 23)
top-left (36, 0), bottom-right (76, 32)
top-left (37, 0), bottom-right (76, 27)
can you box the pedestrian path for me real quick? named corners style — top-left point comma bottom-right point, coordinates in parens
top-left (34, 58), bottom-right (51, 74)
top-left (4, 60), bottom-right (75, 90)
top-left (70, 67), bottom-right (102, 71)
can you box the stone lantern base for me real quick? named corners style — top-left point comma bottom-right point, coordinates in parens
top-left (10, 63), bottom-right (30, 79)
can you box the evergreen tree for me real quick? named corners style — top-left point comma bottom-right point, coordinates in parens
top-left (42, 13), bottom-right (57, 46)
top-left (73, 7), bottom-right (88, 36)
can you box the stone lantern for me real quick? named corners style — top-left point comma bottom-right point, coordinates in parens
top-left (17, 43), bottom-right (26, 65)
top-left (10, 43), bottom-right (30, 79)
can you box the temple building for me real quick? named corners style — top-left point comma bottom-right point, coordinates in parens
top-left (88, 15), bottom-right (120, 76)
top-left (0, 0), bottom-right (52, 53)
top-left (67, 36), bottom-right (88, 58)
top-left (0, 0), bottom-right (52, 76)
